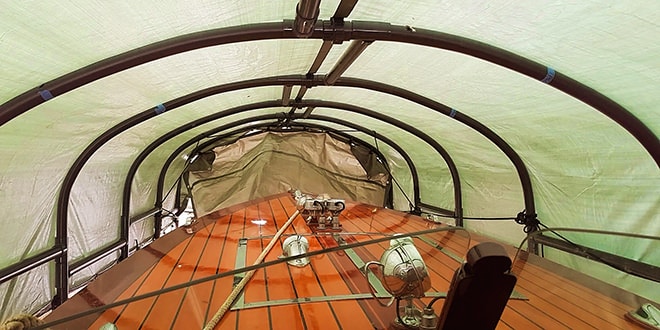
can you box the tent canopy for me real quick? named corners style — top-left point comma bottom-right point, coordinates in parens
top-left (0, 0), bottom-right (658, 319)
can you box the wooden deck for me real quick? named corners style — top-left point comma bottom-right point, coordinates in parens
top-left (45, 194), bottom-right (648, 329)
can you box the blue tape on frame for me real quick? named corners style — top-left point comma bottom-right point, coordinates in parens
top-left (449, 108), bottom-right (457, 118)
top-left (39, 89), bottom-right (53, 101)
top-left (541, 67), bottom-right (556, 84)
top-left (154, 104), bottom-right (166, 115)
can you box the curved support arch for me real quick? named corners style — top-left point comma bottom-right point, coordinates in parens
top-left (187, 122), bottom-right (405, 206)
top-left (334, 77), bottom-right (536, 216)
top-left (1, 20), bottom-right (655, 166)
top-left (153, 121), bottom-right (398, 233)
top-left (189, 120), bottom-right (420, 208)
top-left (122, 107), bottom-right (283, 252)
top-left (300, 99), bottom-right (462, 215)
top-left (298, 118), bottom-right (421, 210)
top-left (3, 17), bottom-right (653, 309)
top-left (154, 119), bottom-right (420, 236)
top-left (52, 74), bottom-right (534, 305)
top-left (124, 100), bottom-right (460, 244)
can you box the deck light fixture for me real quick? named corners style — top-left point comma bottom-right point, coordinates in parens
top-left (365, 236), bottom-right (431, 328)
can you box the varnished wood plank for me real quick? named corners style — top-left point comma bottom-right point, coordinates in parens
top-left (267, 198), bottom-right (305, 328)
top-left (283, 199), bottom-right (342, 330)
top-left (78, 195), bottom-right (648, 330)
top-left (499, 305), bottom-right (542, 330)
top-left (319, 235), bottom-right (392, 330)
top-left (236, 203), bottom-right (271, 329)
top-left (264, 199), bottom-right (307, 330)
top-left (141, 221), bottom-right (216, 329)
top-left (273, 197), bottom-right (376, 330)
top-left (172, 215), bottom-right (232, 329)
top-left (342, 202), bottom-right (580, 329)
top-left (110, 231), bottom-right (195, 329)
top-left (280, 196), bottom-right (398, 329)
top-left (268, 305), bottom-right (306, 330)
top-left (204, 210), bottom-right (242, 329)
top-left (88, 265), bottom-right (156, 329)
top-left (512, 260), bottom-right (642, 329)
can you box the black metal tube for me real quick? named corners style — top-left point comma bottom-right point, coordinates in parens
top-left (531, 235), bottom-right (660, 283)
top-left (300, 117), bottom-right (421, 209)
top-left (0, 22), bottom-right (294, 125)
top-left (0, 247), bottom-right (62, 285)
top-left (293, 0), bottom-right (321, 37)
top-left (302, 100), bottom-right (463, 223)
top-left (1, 20), bottom-right (652, 168)
top-left (3, 16), bottom-right (647, 289)
top-left (160, 120), bottom-right (409, 212)
top-left (129, 207), bottom-right (160, 224)
top-left (52, 71), bottom-right (533, 267)
top-left (333, 77), bottom-right (536, 218)
top-left (152, 114), bottom-right (417, 225)
top-left (136, 100), bottom-right (459, 233)
top-left (56, 77), bottom-right (305, 261)
top-left (69, 240), bottom-right (125, 276)
top-left (53, 250), bottom-right (68, 307)
top-left (45, 73), bottom-right (533, 296)
top-left (6, 14), bottom-right (654, 287)
top-left (418, 202), bottom-right (455, 216)
top-left (325, 40), bottom-right (372, 85)
top-left (126, 105), bottom-right (286, 247)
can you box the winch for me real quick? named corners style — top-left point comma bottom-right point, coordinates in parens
top-left (293, 190), bottom-right (345, 231)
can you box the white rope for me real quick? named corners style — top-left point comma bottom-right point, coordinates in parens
top-left (203, 209), bottom-right (300, 330)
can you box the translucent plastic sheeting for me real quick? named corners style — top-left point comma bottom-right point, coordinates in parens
top-left (68, 160), bottom-right (125, 262)
top-left (338, 41), bottom-right (659, 232)
top-left (129, 112), bottom-right (288, 218)
top-left (306, 86), bottom-right (526, 218)
top-left (0, 1), bottom-right (338, 103)
top-left (0, 0), bottom-right (657, 320)
top-left (350, 1), bottom-right (660, 135)
top-left (1, 36), bottom-right (318, 264)
top-left (70, 104), bottom-right (283, 261)
top-left (300, 120), bottom-right (416, 211)
top-left (0, 262), bottom-right (52, 321)
top-left (310, 107), bottom-right (455, 211)
top-left (69, 251), bottom-right (120, 293)
top-left (188, 131), bottom-right (389, 216)
top-left (128, 218), bottom-right (156, 254)
top-left (544, 238), bottom-right (660, 303)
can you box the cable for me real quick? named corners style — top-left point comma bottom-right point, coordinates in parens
top-left (36, 226), bottom-right (462, 330)
top-left (512, 226), bottom-right (660, 281)
top-left (395, 298), bottom-right (417, 330)
top-left (427, 295), bottom-right (444, 309)
top-left (536, 222), bottom-right (635, 275)
top-left (161, 140), bottom-right (200, 204)
top-left (373, 135), bottom-right (415, 212)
